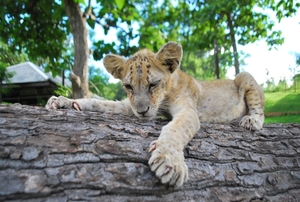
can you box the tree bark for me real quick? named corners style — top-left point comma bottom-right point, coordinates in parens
top-left (0, 104), bottom-right (300, 201)
top-left (64, 0), bottom-right (90, 99)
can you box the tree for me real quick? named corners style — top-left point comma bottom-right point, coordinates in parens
top-left (293, 74), bottom-right (300, 92)
top-left (0, 41), bottom-right (28, 103)
top-left (289, 52), bottom-right (300, 92)
top-left (133, 0), bottom-right (299, 77)
top-left (63, 0), bottom-right (90, 98)
top-left (88, 65), bottom-right (126, 100)
top-left (296, 53), bottom-right (300, 66)
top-left (0, 0), bottom-right (70, 73)
top-left (1, 0), bottom-right (299, 99)
top-left (0, 0), bottom-right (137, 99)
top-left (181, 51), bottom-right (225, 81)
top-left (88, 65), bottom-right (109, 98)
top-left (0, 41), bottom-right (28, 66)
top-left (0, 104), bottom-right (300, 201)
top-left (0, 64), bottom-right (14, 103)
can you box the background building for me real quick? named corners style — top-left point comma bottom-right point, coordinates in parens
top-left (3, 62), bottom-right (70, 106)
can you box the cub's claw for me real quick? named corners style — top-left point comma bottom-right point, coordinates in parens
top-left (73, 102), bottom-right (80, 111)
top-left (163, 165), bottom-right (172, 175)
top-left (239, 115), bottom-right (263, 130)
top-left (45, 96), bottom-right (59, 110)
top-left (51, 101), bottom-right (58, 109)
top-left (148, 143), bottom-right (156, 152)
top-left (45, 96), bottom-right (74, 110)
top-left (148, 140), bottom-right (188, 187)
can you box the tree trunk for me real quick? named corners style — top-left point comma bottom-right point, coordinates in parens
top-left (0, 81), bottom-right (2, 103)
top-left (226, 12), bottom-right (240, 75)
top-left (64, 0), bottom-right (90, 99)
top-left (0, 104), bottom-right (300, 201)
top-left (214, 39), bottom-right (220, 79)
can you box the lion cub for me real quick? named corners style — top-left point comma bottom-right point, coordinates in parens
top-left (46, 42), bottom-right (264, 187)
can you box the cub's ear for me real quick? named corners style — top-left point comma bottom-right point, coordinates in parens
top-left (155, 42), bottom-right (183, 73)
top-left (103, 54), bottom-right (127, 79)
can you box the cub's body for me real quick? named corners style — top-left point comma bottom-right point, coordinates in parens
top-left (46, 42), bottom-right (264, 187)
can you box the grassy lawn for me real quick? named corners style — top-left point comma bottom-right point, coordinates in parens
top-left (265, 114), bottom-right (300, 124)
top-left (264, 90), bottom-right (300, 124)
top-left (264, 90), bottom-right (300, 113)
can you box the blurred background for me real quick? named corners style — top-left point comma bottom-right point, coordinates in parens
top-left (0, 0), bottom-right (299, 123)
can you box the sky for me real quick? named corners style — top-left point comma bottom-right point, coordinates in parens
top-left (90, 10), bottom-right (300, 86)
top-left (227, 11), bottom-right (300, 86)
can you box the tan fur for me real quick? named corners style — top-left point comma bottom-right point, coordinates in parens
top-left (46, 42), bottom-right (265, 187)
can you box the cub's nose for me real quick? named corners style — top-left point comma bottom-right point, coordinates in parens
top-left (137, 106), bottom-right (150, 116)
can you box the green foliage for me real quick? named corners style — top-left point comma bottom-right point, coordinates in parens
top-left (73, 0), bottom-right (85, 5)
top-left (0, 0), bottom-right (72, 76)
top-left (0, 0), bottom-right (139, 77)
top-left (263, 78), bottom-right (289, 92)
top-left (0, 40), bottom-right (24, 101)
top-left (92, 0), bottom-right (140, 58)
top-left (92, 41), bottom-right (116, 61)
top-left (181, 51), bottom-right (227, 80)
top-left (0, 41), bottom-right (28, 65)
top-left (89, 66), bottom-right (109, 97)
top-left (296, 53), bottom-right (300, 66)
top-left (105, 82), bottom-right (127, 101)
top-left (0, 63), bottom-right (14, 84)
top-left (115, 0), bottom-right (125, 10)
top-left (263, 74), bottom-right (300, 93)
top-left (269, 0), bottom-right (300, 21)
top-left (54, 84), bottom-right (72, 98)
top-left (1, 0), bottom-right (299, 95)
top-left (88, 66), bottom-right (126, 100)
top-left (136, 0), bottom-right (180, 51)
top-left (0, 65), bottom-right (11, 83)
top-left (0, 62), bottom-right (15, 103)
top-left (132, 0), bottom-right (299, 77)
top-left (292, 74), bottom-right (300, 92)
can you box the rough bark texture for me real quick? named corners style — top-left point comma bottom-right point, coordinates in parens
top-left (0, 104), bottom-right (300, 201)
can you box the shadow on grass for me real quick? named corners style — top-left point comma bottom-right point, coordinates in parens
top-left (265, 114), bottom-right (300, 124)
top-left (265, 93), bottom-right (300, 113)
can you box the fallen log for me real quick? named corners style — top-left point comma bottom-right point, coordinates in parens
top-left (0, 103), bottom-right (300, 201)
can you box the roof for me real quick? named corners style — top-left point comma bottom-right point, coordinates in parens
top-left (6, 62), bottom-right (71, 86)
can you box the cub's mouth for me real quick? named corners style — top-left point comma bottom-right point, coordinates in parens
top-left (133, 109), bottom-right (157, 121)
top-left (135, 113), bottom-right (156, 121)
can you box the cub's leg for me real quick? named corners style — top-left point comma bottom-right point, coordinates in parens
top-left (234, 72), bottom-right (265, 130)
top-left (45, 96), bottom-right (132, 115)
top-left (148, 105), bottom-right (200, 187)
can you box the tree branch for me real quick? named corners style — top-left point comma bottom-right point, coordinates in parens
top-left (0, 104), bottom-right (300, 201)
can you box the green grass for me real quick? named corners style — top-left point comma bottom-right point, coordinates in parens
top-left (264, 91), bottom-right (300, 113)
top-left (265, 114), bottom-right (300, 124)
top-left (264, 91), bottom-right (300, 124)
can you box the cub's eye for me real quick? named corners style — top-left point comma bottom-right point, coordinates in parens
top-left (124, 84), bottom-right (133, 91)
top-left (149, 81), bottom-right (160, 91)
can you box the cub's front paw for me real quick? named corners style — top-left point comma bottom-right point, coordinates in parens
top-left (148, 140), bottom-right (188, 187)
top-left (240, 115), bottom-right (263, 130)
top-left (45, 96), bottom-right (80, 111)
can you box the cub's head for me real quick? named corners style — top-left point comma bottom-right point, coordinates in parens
top-left (103, 42), bottom-right (183, 120)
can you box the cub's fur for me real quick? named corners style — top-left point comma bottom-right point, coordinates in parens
top-left (46, 42), bottom-right (264, 187)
